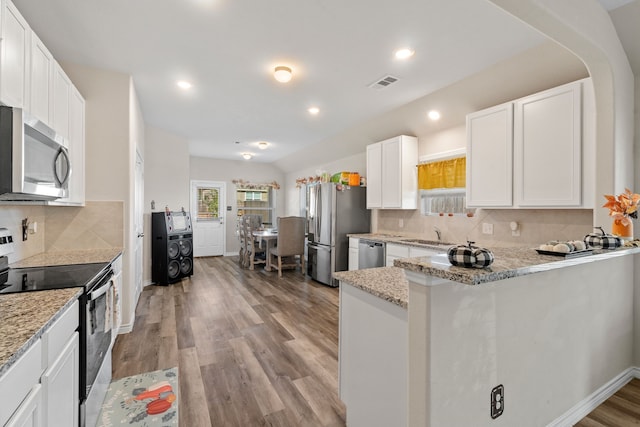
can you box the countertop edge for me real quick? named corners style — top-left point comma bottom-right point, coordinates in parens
top-left (0, 287), bottom-right (83, 377)
top-left (334, 267), bottom-right (408, 309)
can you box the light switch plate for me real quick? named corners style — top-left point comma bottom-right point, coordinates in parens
top-left (482, 223), bottom-right (493, 235)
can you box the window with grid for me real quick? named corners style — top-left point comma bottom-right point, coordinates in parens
top-left (236, 187), bottom-right (275, 226)
top-left (197, 187), bottom-right (220, 220)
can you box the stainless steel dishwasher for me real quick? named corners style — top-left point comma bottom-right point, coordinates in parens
top-left (358, 239), bottom-right (385, 269)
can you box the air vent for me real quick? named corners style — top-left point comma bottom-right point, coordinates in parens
top-left (368, 75), bottom-right (399, 90)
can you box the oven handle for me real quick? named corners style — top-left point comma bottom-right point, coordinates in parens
top-left (89, 272), bottom-right (114, 301)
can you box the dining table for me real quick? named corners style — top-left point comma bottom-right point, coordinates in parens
top-left (252, 230), bottom-right (278, 271)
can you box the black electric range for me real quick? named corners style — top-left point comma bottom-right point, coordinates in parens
top-left (0, 262), bottom-right (110, 294)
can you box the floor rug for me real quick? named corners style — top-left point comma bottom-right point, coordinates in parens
top-left (97, 367), bottom-right (179, 426)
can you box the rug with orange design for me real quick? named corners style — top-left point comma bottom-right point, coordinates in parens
top-left (97, 367), bottom-right (178, 426)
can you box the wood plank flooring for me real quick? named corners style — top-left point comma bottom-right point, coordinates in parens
top-left (576, 379), bottom-right (640, 426)
top-left (111, 256), bottom-right (346, 426)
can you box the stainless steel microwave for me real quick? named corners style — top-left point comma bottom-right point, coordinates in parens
top-left (0, 106), bottom-right (71, 201)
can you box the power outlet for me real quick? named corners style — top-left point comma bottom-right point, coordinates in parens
top-left (482, 223), bottom-right (494, 235)
top-left (491, 384), bottom-right (504, 419)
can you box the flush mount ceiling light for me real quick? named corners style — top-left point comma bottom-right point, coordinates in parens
top-left (274, 66), bottom-right (292, 83)
top-left (242, 153), bottom-right (252, 160)
top-left (177, 80), bottom-right (192, 89)
top-left (308, 107), bottom-right (320, 115)
top-left (258, 141), bottom-right (269, 150)
top-left (394, 48), bottom-right (415, 60)
top-left (428, 110), bottom-right (441, 121)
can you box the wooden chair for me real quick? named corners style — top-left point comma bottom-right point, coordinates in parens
top-left (241, 215), bottom-right (266, 270)
top-left (270, 216), bottom-right (305, 278)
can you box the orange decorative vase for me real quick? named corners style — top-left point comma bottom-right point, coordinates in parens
top-left (612, 218), bottom-right (634, 241)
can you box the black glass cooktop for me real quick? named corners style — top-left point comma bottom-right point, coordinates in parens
top-left (0, 262), bottom-right (110, 294)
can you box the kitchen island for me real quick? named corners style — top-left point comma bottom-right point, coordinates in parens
top-left (335, 245), bottom-right (640, 427)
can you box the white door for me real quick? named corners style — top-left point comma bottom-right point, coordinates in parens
top-left (191, 180), bottom-right (225, 257)
top-left (134, 152), bottom-right (144, 297)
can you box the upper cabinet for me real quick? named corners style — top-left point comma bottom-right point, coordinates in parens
top-left (0, 0), bottom-right (29, 109)
top-left (366, 135), bottom-right (418, 209)
top-left (29, 31), bottom-right (54, 126)
top-left (52, 62), bottom-right (71, 143)
top-left (466, 79), bottom-right (594, 209)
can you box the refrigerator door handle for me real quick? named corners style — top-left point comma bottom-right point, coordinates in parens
top-left (317, 185), bottom-right (322, 242)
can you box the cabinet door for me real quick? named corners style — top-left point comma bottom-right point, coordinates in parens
top-left (381, 138), bottom-right (402, 208)
top-left (67, 86), bottom-right (85, 204)
top-left (51, 62), bottom-right (71, 142)
top-left (41, 332), bottom-right (79, 427)
top-left (29, 32), bottom-right (53, 125)
top-left (5, 384), bottom-right (42, 427)
top-left (366, 143), bottom-right (382, 209)
top-left (0, 0), bottom-right (29, 108)
top-left (409, 247), bottom-right (441, 258)
top-left (348, 247), bottom-right (358, 271)
top-left (514, 81), bottom-right (582, 207)
top-left (466, 103), bottom-right (513, 207)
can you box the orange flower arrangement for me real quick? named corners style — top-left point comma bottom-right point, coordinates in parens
top-left (603, 188), bottom-right (640, 226)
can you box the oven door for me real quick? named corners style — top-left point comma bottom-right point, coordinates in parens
top-left (85, 272), bottom-right (113, 399)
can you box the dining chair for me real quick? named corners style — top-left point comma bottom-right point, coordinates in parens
top-left (270, 216), bottom-right (305, 278)
top-left (243, 215), bottom-right (266, 270)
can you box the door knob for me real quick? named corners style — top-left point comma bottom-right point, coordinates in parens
top-left (137, 233), bottom-right (144, 238)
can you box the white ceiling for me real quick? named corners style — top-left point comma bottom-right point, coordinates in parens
top-left (11, 0), bottom-right (636, 164)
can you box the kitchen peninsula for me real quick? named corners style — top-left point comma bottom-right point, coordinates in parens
top-left (334, 245), bottom-right (640, 427)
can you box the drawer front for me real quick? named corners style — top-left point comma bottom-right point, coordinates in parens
top-left (385, 243), bottom-right (409, 258)
top-left (43, 300), bottom-right (79, 367)
top-left (0, 340), bottom-right (43, 426)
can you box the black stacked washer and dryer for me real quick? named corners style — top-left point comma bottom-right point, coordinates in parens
top-left (152, 211), bottom-right (193, 285)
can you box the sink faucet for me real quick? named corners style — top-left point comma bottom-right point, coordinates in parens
top-left (434, 226), bottom-right (442, 242)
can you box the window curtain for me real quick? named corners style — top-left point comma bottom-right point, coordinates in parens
top-left (418, 157), bottom-right (466, 190)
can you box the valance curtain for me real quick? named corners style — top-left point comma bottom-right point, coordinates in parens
top-left (417, 157), bottom-right (466, 190)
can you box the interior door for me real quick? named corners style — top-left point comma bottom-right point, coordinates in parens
top-left (134, 152), bottom-right (144, 299)
top-left (191, 180), bottom-right (225, 257)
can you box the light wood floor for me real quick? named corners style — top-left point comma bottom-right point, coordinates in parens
top-left (111, 256), bottom-right (346, 426)
top-left (576, 379), bottom-right (640, 426)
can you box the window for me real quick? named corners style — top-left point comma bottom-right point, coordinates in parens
top-left (417, 156), bottom-right (474, 216)
top-left (197, 187), bottom-right (220, 220)
top-left (237, 187), bottom-right (275, 226)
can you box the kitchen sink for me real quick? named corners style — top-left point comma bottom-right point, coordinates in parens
top-left (400, 238), bottom-right (454, 246)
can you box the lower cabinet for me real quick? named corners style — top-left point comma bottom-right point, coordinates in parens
top-left (0, 300), bottom-right (79, 427)
top-left (386, 243), bottom-right (443, 267)
top-left (348, 238), bottom-right (359, 271)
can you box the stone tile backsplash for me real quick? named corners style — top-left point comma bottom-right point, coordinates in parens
top-left (375, 208), bottom-right (594, 247)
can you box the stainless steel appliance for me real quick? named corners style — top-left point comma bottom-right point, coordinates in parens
top-left (0, 229), bottom-right (115, 427)
top-left (0, 106), bottom-right (71, 201)
top-left (306, 183), bottom-right (370, 286)
top-left (358, 239), bottom-right (385, 269)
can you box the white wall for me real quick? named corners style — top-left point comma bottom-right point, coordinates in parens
top-left (190, 156), bottom-right (285, 255)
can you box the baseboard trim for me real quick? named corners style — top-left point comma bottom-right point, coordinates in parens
top-left (547, 366), bottom-right (639, 426)
top-left (224, 251), bottom-right (237, 257)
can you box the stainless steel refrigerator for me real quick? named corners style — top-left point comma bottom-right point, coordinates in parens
top-left (306, 182), bottom-right (370, 286)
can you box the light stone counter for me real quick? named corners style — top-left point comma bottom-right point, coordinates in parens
top-left (0, 288), bottom-right (82, 377)
top-left (10, 247), bottom-right (123, 268)
top-left (334, 267), bottom-right (408, 308)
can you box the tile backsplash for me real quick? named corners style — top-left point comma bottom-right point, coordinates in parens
top-left (0, 201), bottom-right (124, 263)
top-left (375, 208), bottom-right (595, 247)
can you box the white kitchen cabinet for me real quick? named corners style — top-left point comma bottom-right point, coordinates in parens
top-left (385, 243), bottom-right (443, 267)
top-left (28, 31), bottom-right (53, 126)
top-left (466, 103), bottom-right (513, 207)
top-left (0, 0), bottom-right (30, 109)
top-left (466, 79), bottom-right (593, 209)
top-left (41, 333), bottom-right (79, 427)
top-left (339, 282), bottom-right (407, 427)
top-left (51, 61), bottom-right (71, 142)
top-left (409, 246), bottom-right (442, 258)
top-left (5, 384), bottom-right (42, 427)
top-left (0, 340), bottom-right (42, 426)
top-left (348, 237), bottom-right (359, 271)
top-left (112, 254), bottom-right (123, 337)
top-left (366, 135), bottom-right (418, 209)
top-left (514, 81), bottom-right (582, 206)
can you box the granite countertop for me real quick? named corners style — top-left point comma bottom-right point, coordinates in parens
top-left (0, 288), bottom-right (82, 377)
top-left (395, 245), bottom-right (640, 286)
top-left (334, 267), bottom-right (408, 308)
top-left (348, 233), bottom-right (451, 251)
top-left (10, 247), bottom-right (123, 268)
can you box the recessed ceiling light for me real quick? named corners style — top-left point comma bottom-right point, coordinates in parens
top-left (274, 66), bottom-right (292, 83)
top-left (242, 153), bottom-right (252, 160)
top-left (395, 48), bottom-right (415, 60)
top-left (308, 107), bottom-right (320, 115)
top-left (258, 141), bottom-right (269, 150)
top-left (428, 110), bottom-right (441, 121)
top-left (177, 80), bottom-right (192, 89)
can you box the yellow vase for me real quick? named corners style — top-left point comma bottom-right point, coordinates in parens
top-left (612, 218), bottom-right (634, 241)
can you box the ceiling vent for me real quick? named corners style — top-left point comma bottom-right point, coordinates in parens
top-left (368, 75), bottom-right (399, 90)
